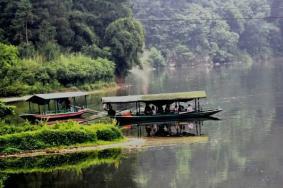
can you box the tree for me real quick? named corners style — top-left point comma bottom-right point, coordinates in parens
top-left (147, 47), bottom-right (166, 68)
top-left (105, 18), bottom-right (145, 76)
top-left (0, 43), bottom-right (19, 78)
top-left (12, 0), bottom-right (33, 44)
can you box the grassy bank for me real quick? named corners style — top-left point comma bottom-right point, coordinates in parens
top-left (0, 121), bottom-right (123, 154)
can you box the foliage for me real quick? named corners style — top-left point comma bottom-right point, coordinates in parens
top-left (146, 47), bottom-right (166, 68)
top-left (0, 48), bottom-right (115, 97)
top-left (0, 121), bottom-right (123, 153)
top-left (133, 0), bottom-right (283, 64)
top-left (53, 54), bottom-right (115, 86)
top-left (0, 43), bottom-right (19, 83)
top-left (0, 173), bottom-right (7, 188)
top-left (105, 18), bottom-right (145, 76)
top-left (0, 102), bottom-right (15, 118)
top-left (0, 0), bottom-right (142, 76)
top-left (96, 127), bottom-right (123, 141)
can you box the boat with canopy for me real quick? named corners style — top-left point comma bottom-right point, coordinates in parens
top-left (20, 92), bottom-right (89, 123)
top-left (102, 91), bottom-right (222, 124)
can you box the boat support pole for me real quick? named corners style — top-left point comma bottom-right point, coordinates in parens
top-left (55, 100), bottom-right (58, 114)
top-left (73, 97), bottom-right (77, 111)
top-left (135, 102), bottom-right (138, 115)
top-left (48, 103), bottom-right (50, 113)
top-left (38, 104), bottom-right (41, 114)
top-left (195, 99), bottom-right (197, 111)
top-left (198, 98), bottom-right (200, 112)
top-left (85, 96), bottom-right (88, 108)
top-left (28, 101), bottom-right (31, 113)
top-left (195, 121), bottom-right (199, 136)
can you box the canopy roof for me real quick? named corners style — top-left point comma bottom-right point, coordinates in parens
top-left (27, 92), bottom-right (88, 105)
top-left (102, 91), bottom-right (207, 104)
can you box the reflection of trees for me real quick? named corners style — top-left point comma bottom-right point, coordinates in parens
top-left (2, 149), bottom-right (122, 188)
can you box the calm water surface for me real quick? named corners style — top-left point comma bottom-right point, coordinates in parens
top-left (4, 61), bottom-right (283, 188)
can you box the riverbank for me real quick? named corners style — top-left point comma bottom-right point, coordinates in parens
top-left (0, 121), bottom-right (123, 154)
top-left (0, 136), bottom-right (208, 159)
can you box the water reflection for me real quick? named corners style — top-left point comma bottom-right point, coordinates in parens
top-left (1, 149), bottom-right (122, 188)
top-left (121, 119), bottom-right (220, 138)
top-left (134, 121), bottom-right (204, 138)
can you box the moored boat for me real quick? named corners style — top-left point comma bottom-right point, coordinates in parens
top-left (102, 91), bottom-right (222, 124)
top-left (20, 92), bottom-right (89, 123)
top-left (115, 110), bottom-right (222, 125)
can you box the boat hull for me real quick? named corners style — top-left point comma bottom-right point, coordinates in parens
top-left (115, 109), bottom-right (222, 125)
top-left (20, 110), bottom-right (87, 123)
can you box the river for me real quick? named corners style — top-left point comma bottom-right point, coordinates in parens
top-left (3, 60), bottom-right (283, 188)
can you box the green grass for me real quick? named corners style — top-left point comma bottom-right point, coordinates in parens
top-left (0, 121), bottom-right (123, 154)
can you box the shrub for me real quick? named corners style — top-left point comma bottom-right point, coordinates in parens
top-left (0, 122), bottom-right (123, 153)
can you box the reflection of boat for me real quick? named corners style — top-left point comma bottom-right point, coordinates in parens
top-left (20, 92), bottom-right (89, 123)
top-left (102, 91), bottom-right (222, 125)
top-left (119, 117), bottom-right (220, 126)
top-left (124, 120), bottom-right (206, 139)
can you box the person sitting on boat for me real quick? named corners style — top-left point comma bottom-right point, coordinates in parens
top-left (145, 103), bottom-right (152, 115)
top-left (65, 98), bottom-right (71, 111)
top-left (107, 104), bottom-right (116, 116)
top-left (178, 105), bottom-right (185, 112)
top-left (151, 106), bottom-right (156, 115)
top-left (157, 105), bottom-right (164, 114)
top-left (174, 105), bottom-right (178, 113)
top-left (165, 104), bottom-right (171, 114)
top-left (187, 104), bottom-right (193, 112)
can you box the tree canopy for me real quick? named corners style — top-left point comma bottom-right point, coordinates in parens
top-left (133, 0), bottom-right (283, 64)
top-left (0, 0), bottom-right (144, 76)
top-left (105, 18), bottom-right (145, 76)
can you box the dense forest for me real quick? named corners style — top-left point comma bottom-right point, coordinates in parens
top-left (132, 0), bottom-right (283, 65)
top-left (1, 0), bottom-right (283, 97)
top-left (0, 0), bottom-right (144, 97)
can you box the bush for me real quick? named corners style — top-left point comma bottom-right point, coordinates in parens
top-left (0, 122), bottom-right (123, 153)
top-left (0, 129), bottom-right (97, 151)
top-left (0, 121), bottom-right (40, 136)
top-left (0, 43), bottom-right (115, 97)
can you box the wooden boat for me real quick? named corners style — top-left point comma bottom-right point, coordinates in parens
top-left (115, 110), bottom-right (222, 125)
top-left (20, 92), bottom-right (89, 123)
top-left (102, 91), bottom-right (222, 124)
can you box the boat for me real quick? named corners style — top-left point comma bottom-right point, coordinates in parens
top-left (20, 92), bottom-right (89, 123)
top-left (102, 91), bottom-right (222, 125)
